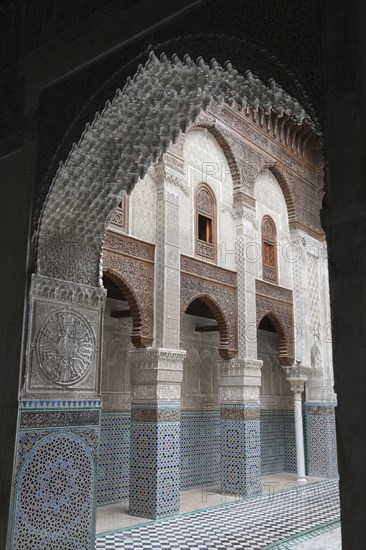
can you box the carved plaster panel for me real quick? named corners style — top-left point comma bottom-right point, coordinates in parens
top-left (30, 274), bottom-right (106, 308)
top-left (102, 231), bottom-right (155, 347)
top-left (24, 276), bottom-right (104, 397)
top-left (256, 279), bottom-right (294, 365)
top-left (180, 258), bottom-right (237, 358)
top-left (129, 348), bottom-right (186, 403)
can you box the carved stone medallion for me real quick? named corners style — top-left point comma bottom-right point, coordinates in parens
top-left (36, 310), bottom-right (95, 385)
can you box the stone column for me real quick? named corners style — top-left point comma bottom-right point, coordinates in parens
top-left (233, 200), bottom-right (259, 361)
top-left (7, 274), bottom-right (105, 550)
top-left (284, 366), bottom-right (310, 483)
top-left (218, 358), bottom-right (262, 496)
top-left (154, 166), bottom-right (181, 350)
top-left (129, 348), bottom-right (186, 518)
top-left (305, 376), bottom-right (338, 478)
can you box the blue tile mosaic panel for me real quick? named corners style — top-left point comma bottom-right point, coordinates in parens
top-left (7, 400), bottom-right (101, 550)
top-left (98, 414), bottom-right (130, 505)
top-left (260, 409), bottom-right (296, 475)
top-left (220, 404), bottom-right (261, 497)
top-left (180, 412), bottom-right (220, 489)
top-left (305, 403), bottom-right (338, 478)
top-left (129, 403), bottom-right (181, 519)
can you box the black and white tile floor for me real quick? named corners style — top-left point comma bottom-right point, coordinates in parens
top-left (95, 479), bottom-right (340, 550)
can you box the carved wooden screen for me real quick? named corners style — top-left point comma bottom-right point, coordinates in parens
top-left (261, 216), bottom-right (278, 283)
top-left (109, 193), bottom-right (129, 232)
top-left (195, 184), bottom-right (216, 262)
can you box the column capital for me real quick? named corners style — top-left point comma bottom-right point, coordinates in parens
top-left (283, 365), bottom-right (312, 398)
top-left (283, 364), bottom-right (311, 381)
top-left (129, 348), bottom-right (186, 402)
top-left (218, 358), bottom-right (262, 404)
top-left (305, 376), bottom-right (337, 404)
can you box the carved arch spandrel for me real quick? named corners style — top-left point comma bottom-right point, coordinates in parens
top-left (256, 280), bottom-right (294, 365)
top-left (180, 285), bottom-right (237, 360)
top-left (102, 258), bottom-right (154, 349)
top-left (190, 121), bottom-right (242, 193)
top-left (269, 164), bottom-right (296, 224)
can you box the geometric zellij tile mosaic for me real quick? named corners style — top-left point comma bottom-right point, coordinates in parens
top-left (96, 479), bottom-right (340, 549)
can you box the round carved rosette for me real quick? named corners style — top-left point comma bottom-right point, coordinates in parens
top-left (36, 310), bottom-right (95, 385)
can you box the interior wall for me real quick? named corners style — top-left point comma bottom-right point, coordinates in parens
top-left (182, 129), bottom-right (236, 271)
top-left (258, 328), bottom-right (296, 475)
top-left (254, 169), bottom-right (292, 289)
top-left (98, 297), bottom-right (132, 506)
top-left (180, 313), bottom-right (221, 490)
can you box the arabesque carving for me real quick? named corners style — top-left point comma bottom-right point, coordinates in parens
top-left (181, 256), bottom-right (237, 359)
top-left (36, 310), bottom-right (95, 385)
top-left (35, 52), bottom-right (318, 285)
top-left (256, 279), bottom-right (294, 365)
top-left (103, 231), bottom-right (155, 347)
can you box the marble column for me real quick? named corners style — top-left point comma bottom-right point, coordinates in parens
top-left (284, 366), bottom-right (310, 483)
top-left (218, 358), bottom-right (262, 497)
top-left (129, 348), bottom-right (186, 518)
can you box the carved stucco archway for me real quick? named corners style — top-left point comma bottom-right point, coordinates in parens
top-left (257, 311), bottom-right (293, 366)
top-left (189, 121), bottom-right (242, 193)
top-left (35, 52), bottom-right (317, 287)
top-left (103, 268), bottom-right (153, 348)
top-left (181, 294), bottom-right (232, 360)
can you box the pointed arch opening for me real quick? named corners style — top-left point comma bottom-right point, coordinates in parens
top-left (261, 215), bottom-right (278, 284)
top-left (103, 268), bottom-right (151, 348)
top-left (258, 312), bottom-right (290, 365)
top-left (34, 52), bottom-right (317, 286)
top-left (183, 295), bottom-right (232, 360)
top-left (195, 183), bottom-right (217, 263)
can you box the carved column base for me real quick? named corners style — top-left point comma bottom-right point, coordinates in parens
top-left (218, 359), bottom-right (262, 497)
top-left (7, 399), bottom-right (101, 550)
top-left (129, 349), bottom-right (185, 518)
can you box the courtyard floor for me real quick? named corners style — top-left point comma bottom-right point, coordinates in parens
top-left (95, 475), bottom-right (340, 549)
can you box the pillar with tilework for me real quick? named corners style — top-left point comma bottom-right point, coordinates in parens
top-left (129, 348), bottom-right (186, 518)
top-left (305, 379), bottom-right (338, 478)
top-left (6, 275), bottom-right (106, 549)
top-left (218, 358), bottom-right (262, 496)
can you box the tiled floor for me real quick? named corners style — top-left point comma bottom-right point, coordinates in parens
top-left (292, 526), bottom-right (341, 549)
top-left (96, 473), bottom-right (323, 534)
top-left (95, 477), bottom-right (340, 549)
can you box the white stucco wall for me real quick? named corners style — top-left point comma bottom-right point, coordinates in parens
top-left (129, 172), bottom-right (157, 243)
top-left (181, 128), bottom-right (236, 270)
top-left (181, 313), bottom-right (220, 410)
top-left (254, 169), bottom-right (293, 289)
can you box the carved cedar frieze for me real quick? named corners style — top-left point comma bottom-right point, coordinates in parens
top-left (181, 255), bottom-right (236, 287)
top-left (181, 255), bottom-right (237, 359)
top-left (103, 231), bottom-right (155, 262)
top-left (256, 279), bottom-right (294, 365)
top-left (30, 274), bottom-right (106, 308)
top-left (103, 231), bottom-right (155, 348)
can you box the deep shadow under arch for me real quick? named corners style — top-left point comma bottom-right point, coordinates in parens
top-left (258, 312), bottom-right (291, 365)
top-left (103, 268), bottom-right (151, 348)
top-left (183, 295), bottom-right (232, 360)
